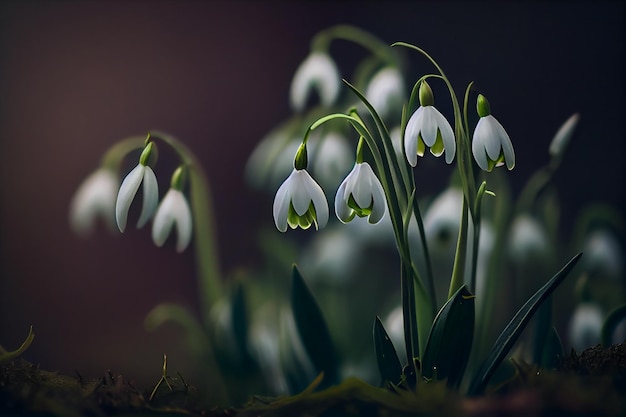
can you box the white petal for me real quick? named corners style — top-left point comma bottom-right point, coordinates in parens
top-left (69, 169), bottom-right (118, 235)
top-left (472, 119), bottom-right (490, 171)
top-left (116, 164), bottom-right (145, 232)
top-left (273, 170), bottom-right (296, 232)
top-left (152, 189), bottom-right (192, 252)
top-left (363, 163), bottom-right (386, 224)
top-left (419, 107), bottom-right (439, 147)
top-left (152, 190), bottom-right (177, 247)
top-left (174, 193), bottom-right (193, 253)
top-left (289, 53), bottom-right (340, 111)
top-left (300, 171), bottom-right (328, 229)
top-left (137, 166), bottom-right (159, 228)
top-left (291, 170), bottom-right (315, 215)
top-left (404, 113), bottom-right (419, 167)
top-left (482, 116), bottom-right (504, 162)
top-left (334, 177), bottom-right (353, 223)
top-left (432, 109), bottom-right (456, 164)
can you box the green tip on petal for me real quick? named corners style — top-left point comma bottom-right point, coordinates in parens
top-left (419, 81), bottom-right (434, 107)
top-left (477, 94), bottom-right (491, 117)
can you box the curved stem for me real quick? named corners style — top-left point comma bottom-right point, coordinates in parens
top-left (150, 131), bottom-right (223, 323)
top-left (311, 25), bottom-right (399, 67)
top-left (449, 197), bottom-right (470, 299)
top-left (101, 136), bottom-right (146, 171)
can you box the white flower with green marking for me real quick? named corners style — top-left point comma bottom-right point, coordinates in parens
top-left (115, 143), bottom-right (159, 232)
top-left (335, 162), bottom-right (386, 224)
top-left (404, 81), bottom-right (455, 166)
top-left (290, 52), bottom-right (340, 112)
top-left (152, 188), bottom-right (192, 253)
top-left (69, 168), bottom-right (119, 235)
top-left (472, 94), bottom-right (515, 171)
top-left (273, 168), bottom-right (329, 232)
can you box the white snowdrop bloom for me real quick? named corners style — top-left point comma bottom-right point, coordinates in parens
top-left (507, 214), bottom-right (550, 266)
top-left (69, 168), bottom-right (119, 235)
top-left (404, 81), bottom-right (455, 166)
top-left (310, 132), bottom-right (353, 190)
top-left (152, 188), bottom-right (193, 253)
top-left (583, 229), bottom-right (624, 281)
top-left (472, 94), bottom-right (515, 172)
top-left (365, 67), bottom-right (405, 119)
top-left (568, 302), bottom-right (604, 352)
top-left (549, 113), bottom-right (580, 159)
top-left (335, 162), bottom-right (386, 224)
top-left (273, 168), bottom-right (329, 232)
top-left (115, 163), bottom-right (158, 232)
top-left (290, 52), bottom-right (340, 112)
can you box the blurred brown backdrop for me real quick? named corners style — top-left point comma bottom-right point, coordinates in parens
top-left (0, 0), bottom-right (623, 387)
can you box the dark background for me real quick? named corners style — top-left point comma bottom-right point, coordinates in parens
top-left (0, 0), bottom-right (623, 387)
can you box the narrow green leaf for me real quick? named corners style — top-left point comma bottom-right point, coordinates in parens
top-left (468, 253), bottom-right (582, 395)
top-left (0, 326), bottom-right (34, 364)
top-left (422, 285), bottom-right (475, 388)
top-left (291, 265), bottom-right (339, 388)
top-left (373, 317), bottom-right (403, 386)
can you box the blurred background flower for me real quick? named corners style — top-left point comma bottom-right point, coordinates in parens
top-left (0, 0), bottom-right (623, 391)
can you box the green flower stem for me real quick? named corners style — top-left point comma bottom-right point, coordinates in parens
top-left (311, 25), bottom-right (399, 67)
top-left (149, 132), bottom-right (224, 320)
top-left (101, 135), bottom-right (147, 171)
top-left (448, 197), bottom-right (470, 299)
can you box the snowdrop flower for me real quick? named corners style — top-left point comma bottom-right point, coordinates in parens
top-left (152, 166), bottom-right (192, 253)
top-left (472, 94), bottom-right (515, 172)
top-left (335, 161), bottom-right (386, 224)
top-left (583, 228), bottom-right (624, 281)
top-left (290, 52), bottom-right (340, 112)
top-left (365, 67), bottom-right (405, 119)
top-left (69, 168), bottom-right (119, 235)
top-left (549, 113), bottom-right (580, 159)
top-left (115, 142), bottom-right (159, 232)
top-left (568, 302), bottom-right (603, 352)
top-left (273, 144), bottom-right (329, 232)
top-left (507, 214), bottom-right (550, 267)
top-left (310, 131), bottom-right (353, 190)
top-left (404, 81), bottom-right (455, 166)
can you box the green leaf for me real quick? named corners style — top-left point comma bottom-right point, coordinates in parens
top-left (0, 326), bottom-right (34, 364)
top-left (468, 253), bottom-right (582, 395)
top-left (373, 317), bottom-right (403, 386)
top-left (291, 265), bottom-right (339, 389)
top-left (422, 285), bottom-right (475, 388)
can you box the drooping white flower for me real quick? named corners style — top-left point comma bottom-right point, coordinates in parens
top-left (69, 168), bottom-right (119, 235)
top-left (310, 131), bottom-right (353, 190)
top-left (335, 162), bottom-right (386, 224)
top-left (152, 188), bottom-right (193, 253)
top-left (472, 94), bottom-right (515, 172)
top-left (273, 168), bottom-right (329, 232)
top-left (115, 143), bottom-right (159, 232)
top-left (582, 228), bottom-right (624, 281)
top-left (290, 52), bottom-right (340, 112)
top-left (365, 67), bottom-right (405, 119)
top-left (507, 214), bottom-right (550, 266)
top-left (568, 302), bottom-right (604, 352)
top-left (404, 81), bottom-right (455, 166)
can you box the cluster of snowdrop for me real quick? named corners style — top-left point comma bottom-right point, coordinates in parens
top-left (70, 134), bottom-right (193, 253)
top-left (272, 44), bottom-right (515, 235)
